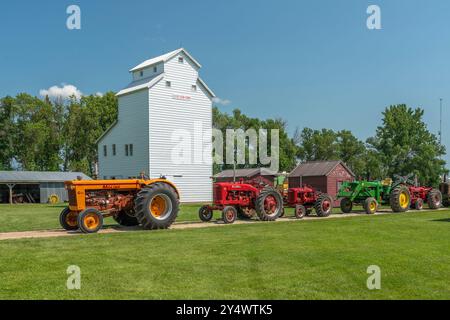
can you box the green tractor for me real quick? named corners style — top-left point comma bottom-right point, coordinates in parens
top-left (337, 177), bottom-right (411, 215)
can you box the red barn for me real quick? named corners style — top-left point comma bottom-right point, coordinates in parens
top-left (214, 168), bottom-right (277, 186)
top-left (288, 160), bottom-right (355, 205)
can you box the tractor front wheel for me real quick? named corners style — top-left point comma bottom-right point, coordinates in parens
top-left (78, 208), bottom-right (104, 234)
top-left (364, 197), bottom-right (378, 214)
top-left (390, 185), bottom-right (411, 212)
top-left (315, 194), bottom-right (333, 217)
top-left (199, 205), bottom-right (213, 222)
top-left (255, 189), bottom-right (283, 221)
top-left (340, 198), bottom-right (353, 214)
top-left (59, 207), bottom-right (78, 231)
top-left (295, 205), bottom-right (306, 219)
top-left (427, 189), bottom-right (442, 209)
top-left (134, 182), bottom-right (179, 230)
top-left (222, 206), bottom-right (237, 224)
top-left (414, 198), bottom-right (424, 210)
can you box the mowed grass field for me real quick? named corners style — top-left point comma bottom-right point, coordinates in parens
top-left (0, 204), bottom-right (449, 299)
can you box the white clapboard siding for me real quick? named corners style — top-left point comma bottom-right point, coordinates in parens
top-left (149, 52), bottom-right (212, 203)
top-left (98, 89), bottom-right (150, 179)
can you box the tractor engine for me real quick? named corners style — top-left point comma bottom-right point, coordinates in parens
top-left (85, 191), bottom-right (135, 214)
top-left (287, 185), bottom-right (319, 206)
top-left (213, 182), bottom-right (259, 207)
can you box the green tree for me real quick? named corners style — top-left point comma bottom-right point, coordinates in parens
top-left (64, 92), bottom-right (118, 176)
top-left (295, 128), bottom-right (339, 161)
top-left (0, 96), bottom-right (16, 170)
top-left (212, 107), bottom-right (297, 173)
top-left (367, 104), bottom-right (446, 186)
top-left (336, 130), bottom-right (367, 178)
top-left (13, 94), bottom-right (62, 171)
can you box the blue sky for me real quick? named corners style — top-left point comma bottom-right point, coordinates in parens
top-left (1, 0), bottom-right (449, 164)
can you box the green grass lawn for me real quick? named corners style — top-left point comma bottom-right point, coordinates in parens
top-left (0, 203), bottom-right (202, 233)
top-left (0, 207), bottom-right (449, 299)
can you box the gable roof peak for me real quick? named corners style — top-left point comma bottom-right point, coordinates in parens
top-left (129, 48), bottom-right (201, 72)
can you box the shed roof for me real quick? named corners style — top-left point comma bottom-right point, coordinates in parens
top-left (288, 160), bottom-right (355, 177)
top-left (0, 171), bottom-right (92, 183)
top-left (214, 168), bottom-right (278, 179)
top-left (129, 48), bottom-right (202, 72)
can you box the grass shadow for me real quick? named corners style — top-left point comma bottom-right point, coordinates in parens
top-left (431, 218), bottom-right (450, 223)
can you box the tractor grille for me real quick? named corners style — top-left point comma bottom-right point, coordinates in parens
top-left (288, 189), bottom-right (296, 203)
top-left (68, 190), bottom-right (77, 206)
top-left (214, 184), bottom-right (223, 201)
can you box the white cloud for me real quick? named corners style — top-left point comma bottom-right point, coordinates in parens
top-left (39, 84), bottom-right (83, 100)
top-left (95, 92), bottom-right (103, 97)
top-left (212, 97), bottom-right (231, 106)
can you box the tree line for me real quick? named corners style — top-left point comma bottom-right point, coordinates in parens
top-left (0, 92), bottom-right (446, 186)
top-left (0, 93), bottom-right (117, 176)
top-left (214, 105), bottom-right (446, 186)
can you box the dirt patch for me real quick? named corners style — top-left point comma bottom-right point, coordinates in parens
top-left (0, 211), bottom-right (400, 241)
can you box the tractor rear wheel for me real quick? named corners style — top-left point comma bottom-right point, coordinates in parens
top-left (315, 194), bottom-right (333, 217)
top-left (113, 210), bottom-right (139, 226)
top-left (222, 206), bottom-right (237, 224)
top-left (255, 189), bottom-right (283, 221)
top-left (390, 185), bottom-right (411, 212)
top-left (78, 208), bottom-right (104, 234)
top-left (295, 205), bottom-right (306, 219)
top-left (340, 198), bottom-right (353, 214)
top-left (427, 189), bottom-right (442, 209)
top-left (59, 207), bottom-right (78, 231)
top-left (134, 182), bottom-right (179, 230)
top-left (414, 198), bottom-right (424, 210)
top-left (199, 205), bottom-right (213, 222)
top-left (364, 197), bottom-right (378, 214)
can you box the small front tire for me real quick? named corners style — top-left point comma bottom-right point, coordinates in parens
top-left (78, 208), bottom-right (104, 234)
top-left (295, 205), bottom-right (306, 219)
top-left (199, 205), bottom-right (213, 222)
top-left (414, 198), bottom-right (424, 210)
top-left (222, 206), bottom-right (237, 224)
top-left (364, 197), bottom-right (378, 215)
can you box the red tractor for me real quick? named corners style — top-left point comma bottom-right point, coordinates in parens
top-left (198, 180), bottom-right (283, 224)
top-left (408, 186), bottom-right (442, 210)
top-left (284, 185), bottom-right (333, 219)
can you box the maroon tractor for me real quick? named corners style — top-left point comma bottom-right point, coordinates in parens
top-left (198, 180), bottom-right (283, 224)
top-left (408, 186), bottom-right (442, 210)
top-left (285, 185), bottom-right (333, 219)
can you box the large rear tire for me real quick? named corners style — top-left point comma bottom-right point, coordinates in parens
top-left (340, 198), bottom-right (353, 214)
top-left (255, 189), bottom-right (283, 221)
top-left (134, 182), bottom-right (179, 230)
top-left (315, 194), bottom-right (333, 217)
top-left (113, 209), bottom-right (139, 226)
top-left (390, 185), bottom-right (411, 212)
top-left (59, 207), bottom-right (78, 231)
top-left (427, 189), bottom-right (442, 209)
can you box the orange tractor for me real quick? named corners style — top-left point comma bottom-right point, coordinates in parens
top-left (60, 178), bottom-right (179, 233)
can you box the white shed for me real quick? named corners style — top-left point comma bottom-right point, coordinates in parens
top-left (97, 48), bottom-right (215, 203)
